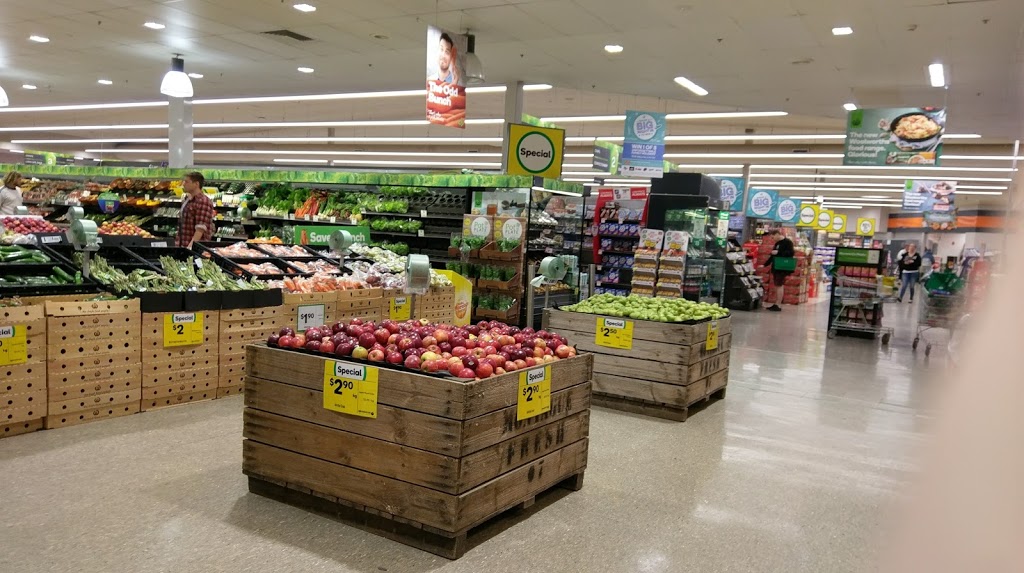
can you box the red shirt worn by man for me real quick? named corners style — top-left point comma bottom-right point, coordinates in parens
top-left (176, 172), bottom-right (215, 248)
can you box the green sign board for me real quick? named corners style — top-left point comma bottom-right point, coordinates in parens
top-left (293, 225), bottom-right (371, 246)
top-left (843, 107), bottom-right (946, 166)
top-left (835, 247), bottom-right (882, 266)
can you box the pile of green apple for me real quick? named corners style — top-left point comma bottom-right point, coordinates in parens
top-left (563, 294), bottom-right (729, 323)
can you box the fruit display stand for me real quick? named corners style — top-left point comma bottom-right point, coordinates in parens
top-left (42, 298), bottom-right (143, 429)
top-left (544, 309), bottom-right (730, 422)
top-left (1, 303), bottom-right (47, 438)
top-left (140, 310), bottom-right (221, 411)
top-left (218, 306), bottom-right (284, 397)
top-left (242, 345), bottom-right (593, 559)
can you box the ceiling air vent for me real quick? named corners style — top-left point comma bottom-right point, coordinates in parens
top-left (262, 29), bottom-right (314, 42)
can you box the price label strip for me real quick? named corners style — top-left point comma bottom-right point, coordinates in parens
top-left (163, 313), bottom-right (205, 347)
top-left (517, 366), bottom-right (551, 421)
top-left (296, 304), bottom-right (325, 331)
top-left (594, 317), bottom-right (634, 350)
top-left (0, 325), bottom-right (28, 366)
top-left (389, 296), bottom-right (411, 321)
top-left (323, 361), bottom-right (378, 418)
top-left (705, 319), bottom-right (719, 351)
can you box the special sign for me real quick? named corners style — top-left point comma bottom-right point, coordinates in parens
top-left (506, 123), bottom-right (565, 179)
top-left (517, 366), bottom-right (551, 421)
top-left (323, 361), bottom-right (379, 418)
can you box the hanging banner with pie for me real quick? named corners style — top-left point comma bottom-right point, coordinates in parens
top-left (426, 26), bottom-right (468, 129)
top-left (843, 107), bottom-right (946, 166)
top-left (904, 179), bottom-right (958, 230)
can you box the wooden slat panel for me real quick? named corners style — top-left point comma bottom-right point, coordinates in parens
top-left (561, 330), bottom-right (689, 363)
top-left (245, 378), bottom-right (462, 456)
top-left (545, 309), bottom-right (731, 346)
top-left (686, 352), bottom-right (730, 383)
top-left (684, 333), bottom-right (732, 364)
top-left (593, 373), bottom-right (707, 408)
top-left (461, 354), bottom-right (592, 419)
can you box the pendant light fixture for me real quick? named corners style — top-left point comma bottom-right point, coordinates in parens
top-left (160, 54), bottom-right (193, 98)
top-left (0, 84), bottom-right (8, 107)
top-left (464, 34), bottom-right (485, 85)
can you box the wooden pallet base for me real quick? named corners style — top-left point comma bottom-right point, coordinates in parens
top-left (1, 418), bottom-right (44, 439)
top-left (592, 386), bottom-right (727, 422)
top-left (247, 470), bottom-right (584, 560)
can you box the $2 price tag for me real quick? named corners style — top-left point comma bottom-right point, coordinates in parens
top-left (163, 313), bottom-right (204, 347)
top-left (705, 319), bottom-right (719, 351)
top-left (517, 366), bottom-right (551, 421)
top-left (389, 296), bottom-right (411, 321)
top-left (594, 317), bottom-right (633, 350)
top-left (323, 361), bottom-right (378, 418)
top-left (297, 304), bottom-right (325, 331)
top-left (0, 325), bottom-right (28, 366)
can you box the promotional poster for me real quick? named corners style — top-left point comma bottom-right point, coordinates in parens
top-left (426, 26), bottom-right (468, 129)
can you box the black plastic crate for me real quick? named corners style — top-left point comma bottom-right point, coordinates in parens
top-left (0, 261), bottom-right (100, 296)
top-left (184, 290), bottom-right (223, 311)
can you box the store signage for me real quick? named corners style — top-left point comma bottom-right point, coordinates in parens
top-left (844, 107), bottom-right (946, 166)
top-left (506, 123), bottom-right (565, 179)
top-left (714, 177), bottom-right (746, 212)
top-left (619, 110), bottom-right (667, 178)
top-left (856, 218), bottom-right (876, 236)
top-left (594, 317), bottom-right (634, 350)
top-left (322, 361), bottom-right (379, 418)
top-left (297, 304), bottom-right (325, 331)
top-left (744, 188), bottom-right (778, 219)
top-left (389, 296), bottom-right (412, 321)
top-left (426, 26), bottom-right (468, 129)
top-left (293, 225), bottom-right (370, 246)
top-left (163, 313), bottom-right (204, 347)
top-left (23, 150), bottom-right (75, 166)
top-left (814, 209), bottom-right (835, 231)
top-left (836, 248), bottom-right (881, 265)
top-left (831, 214), bottom-right (848, 232)
top-left (775, 197), bottom-right (800, 225)
top-left (904, 179), bottom-right (958, 230)
top-left (705, 319), bottom-right (719, 351)
top-left (97, 192), bottom-right (120, 214)
top-left (797, 203), bottom-right (819, 227)
top-left (0, 325), bottom-right (28, 366)
top-left (436, 270), bottom-right (473, 326)
top-left (494, 216), bottom-right (525, 241)
top-left (463, 215), bottom-right (492, 238)
top-left (592, 141), bottom-right (622, 174)
top-left (517, 366), bottom-right (551, 421)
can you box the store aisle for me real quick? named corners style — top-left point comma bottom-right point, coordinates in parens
top-left (0, 305), bottom-right (944, 573)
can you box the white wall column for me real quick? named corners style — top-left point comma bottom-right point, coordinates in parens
top-left (501, 81), bottom-right (524, 173)
top-left (168, 97), bottom-right (194, 169)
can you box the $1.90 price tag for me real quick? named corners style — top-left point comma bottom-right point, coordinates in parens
top-left (163, 313), bottom-right (205, 347)
top-left (0, 324), bottom-right (28, 366)
top-left (297, 304), bottom-right (325, 331)
top-left (517, 366), bottom-right (551, 421)
top-left (705, 319), bottom-right (719, 351)
top-left (323, 361), bottom-right (378, 418)
top-left (389, 296), bottom-right (411, 321)
top-left (594, 317), bottom-right (633, 350)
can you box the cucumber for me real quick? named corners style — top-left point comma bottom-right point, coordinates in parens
top-left (53, 267), bottom-right (75, 283)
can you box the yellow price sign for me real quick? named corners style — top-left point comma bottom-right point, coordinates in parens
top-left (163, 313), bottom-right (205, 347)
top-left (594, 317), bottom-right (634, 350)
top-left (389, 296), bottom-right (412, 321)
top-left (0, 324), bottom-right (28, 366)
top-left (517, 366), bottom-right (551, 421)
top-left (705, 319), bottom-right (719, 351)
top-left (322, 361), bottom-right (379, 418)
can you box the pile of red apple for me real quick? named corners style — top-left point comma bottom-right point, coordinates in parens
top-left (1, 216), bottom-right (61, 234)
top-left (267, 318), bottom-right (577, 380)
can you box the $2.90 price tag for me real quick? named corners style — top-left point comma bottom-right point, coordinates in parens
top-left (517, 366), bottom-right (551, 421)
top-left (389, 296), bottom-right (411, 321)
top-left (705, 319), bottom-right (719, 351)
top-left (594, 317), bottom-right (633, 350)
top-left (0, 324), bottom-right (28, 366)
top-left (163, 313), bottom-right (205, 347)
top-left (323, 361), bottom-right (378, 418)
top-left (297, 304), bottom-right (325, 331)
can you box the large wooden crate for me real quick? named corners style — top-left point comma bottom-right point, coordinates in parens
top-left (140, 310), bottom-right (220, 410)
top-left (545, 309), bottom-right (730, 421)
top-left (243, 345), bottom-right (592, 559)
top-left (44, 299), bottom-right (142, 429)
top-left (1, 304), bottom-right (47, 436)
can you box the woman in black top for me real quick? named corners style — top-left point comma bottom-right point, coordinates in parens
top-left (765, 230), bottom-right (795, 312)
top-left (897, 243), bottom-right (923, 302)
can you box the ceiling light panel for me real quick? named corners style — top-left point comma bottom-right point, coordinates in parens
top-left (843, 103), bottom-right (857, 111)
top-left (293, 3), bottom-right (317, 12)
top-left (673, 76), bottom-right (708, 96)
top-left (143, 22), bottom-right (165, 29)
top-left (928, 63), bottom-right (946, 87)
top-left (28, 35), bottom-right (49, 43)
top-left (832, 27), bottom-right (853, 36)
top-left (604, 45), bottom-right (624, 53)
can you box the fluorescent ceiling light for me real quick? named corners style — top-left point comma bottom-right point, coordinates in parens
top-left (565, 153), bottom-right (595, 158)
top-left (750, 164), bottom-right (1014, 173)
top-left (97, 79), bottom-right (113, 85)
top-left (957, 191), bottom-right (1004, 195)
top-left (14, 138), bottom-right (169, 143)
top-left (22, 85), bottom-right (37, 90)
top-left (843, 103), bottom-right (857, 111)
top-left (0, 85), bottom-right (8, 107)
top-left (822, 204), bottom-right (863, 209)
top-left (861, 196), bottom-right (901, 200)
top-left (750, 181), bottom-right (1007, 191)
top-left (531, 186), bottom-right (584, 197)
top-left (928, 63), bottom-right (946, 88)
top-left (84, 149), bottom-right (507, 158)
top-left (187, 73), bottom-right (204, 79)
top-left (0, 101), bottom-right (168, 113)
top-left (943, 154), bottom-right (1024, 161)
top-left (274, 158), bottom-right (328, 164)
top-left (604, 45), bottom-right (624, 53)
top-left (750, 173), bottom-right (1012, 182)
top-left (297, 67), bottom-right (315, 74)
top-left (293, 3), bottom-right (317, 12)
top-left (523, 84), bottom-right (552, 91)
top-left (28, 35), bottom-right (49, 43)
top-left (673, 76), bottom-right (708, 96)
top-left (664, 153), bottom-right (843, 159)
top-left (20, 136), bottom-right (503, 144)
top-left (666, 134), bottom-right (847, 142)
top-left (831, 27), bottom-right (853, 36)
top-left (761, 186), bottom-right (904, 193)
top-left (0, 124), bottom-right (169, 132)
top-left (143, 22), bottom-right (165, 30)
top-left (540, 111), bottom-right (787, 122)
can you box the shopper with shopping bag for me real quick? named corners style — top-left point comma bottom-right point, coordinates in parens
top-left (765, 230), bottom-right (796, 312)
top-left (897, 243), bottom-right (923, 302)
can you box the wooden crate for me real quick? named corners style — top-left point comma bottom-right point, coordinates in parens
top-left (141, 311), bottom-right (219, 397)
top-left (43, 298), bottom-right (142, 429)
top-left (1, 304), bottom-right (47, 435)
top-left (243, 345), bottom-right (592, 559)
top-left (545, 309), bottom-right (731, 421)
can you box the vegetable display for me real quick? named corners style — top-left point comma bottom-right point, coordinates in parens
top-left (0, 245), bottom-right (51, 264)
top-left (368, 218), bottom-right (422, 233)
top-left (562, 294), bottom-right (730, 322)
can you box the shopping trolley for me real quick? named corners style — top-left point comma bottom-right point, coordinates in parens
top-left (913, 290), bottom-right (966, 356)
top-left (828, 274), bottom-right (894, 344)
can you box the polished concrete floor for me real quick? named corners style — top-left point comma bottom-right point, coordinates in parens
top-left (0, 299), bottom-right (945, 572)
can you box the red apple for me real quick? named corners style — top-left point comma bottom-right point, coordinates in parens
top-left (452, 346), bottom-right (468, 357)
top-left (386, 351), bottom-right (404, 365)
top-left (279, 327), bottom-right (295, 337)
top-left (422, 359), bottom-right (440, 373)
top-left (514, 359), bottom-right (527, 370)
top-left (330, 322), bottom-right (345, 334)
top-left (457, 368), bottom-right (475, 379)
top-left (433, 329), bottom-right (449, 343)
top-left (305, 340), bottom-right (321, 352)
top-left (383, 320), bottom-right (401, 334)
top-left (358, 332), bottom-right (377, 349)
top-left (426, 344), bottom-right (441, 354)
top-left (404, 355), bottom-right (421, 370)
top-left (387, 333), bottom-right (400, 346)
top-left (472, 347), bottom-right (487, 359)
top-left (533, 347), bottom-right (545, 358)
top-left (345, 324), bottom-right (362, 337)
top-left (367, 349), bottom-right (385, 362)
top-left (534, 338), bottom-right (547, 348)
top-left (465, 339), bottom-right (478, 349)
top-left (374, 328), bottom-right (391, 345)
top-left (495, 367), bottom-right (506, 376)
top-left (555, 345), bottom-right (571, 359)
top-left (421, 335), bottom-right (437, 348)
top-left (292, 335), bottom-right (306, 348)
top-left (336, 342), bottom-right (356, 357)
top-left (486, 354), bottom-right (506, 368)
top-left (397, 337), bottom-right (416, 352)
top-left (320, 340), bottom-right (335, 354)
top-left (267, 333), bottom-right (281, 346)
top-left (525, 357), bottom-right (537, 367)
top-left (475, 362), bottom-right (494, 379)
top-left (278, 335), bottom-right (294, 348)
top-left (450, 335), bottom-right (466, 348)
top-left (463, 355), bottom-right (479, 370)
top-left (438, 341), bottom-right (452, 353)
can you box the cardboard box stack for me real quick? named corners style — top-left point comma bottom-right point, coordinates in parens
top-left (140, 310), bottom-right (221, 411)
top-left (1, 304), bottom-right (47, 438)
top-left (217, 305), bottom-right (283, 397)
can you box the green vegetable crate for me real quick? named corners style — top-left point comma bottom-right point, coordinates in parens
top-left (544, 308), bottom-right (731, 422)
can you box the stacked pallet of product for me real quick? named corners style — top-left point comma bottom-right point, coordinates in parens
top-left (755, 239), bottom-right (810, 306)
top-left (44, 298), bottom-right (142, 429)
top-left (218, 306), bottom-right (283, 397)
top-left (1, 304), bottom-right (47, 438)
top-left (414, 286), bottom-right (456, 323)
top-left (140, 310), bottom-right (220, 411)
